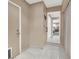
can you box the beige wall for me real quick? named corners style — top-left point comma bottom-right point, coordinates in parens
top-left (8, 0), bottom-right (30, 58)
top-left (64, 2), bottom-right (71, 59)
top-left (29, 2), bottom-right (47, 48)
top-left (60, 0), bottom-right (71, 48)
top-left (47, 6), bottom-right (61, 12)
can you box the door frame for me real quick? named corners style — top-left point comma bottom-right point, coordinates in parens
top-left (47, 11), bottom-right (61, 43)
top-left (8, 0), bottom-right (22, 54)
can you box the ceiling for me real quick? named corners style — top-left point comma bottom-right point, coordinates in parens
top-left (25, 0), bottom-right (63, 8)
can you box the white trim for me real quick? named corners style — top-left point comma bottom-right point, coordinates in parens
top-left (19, 4), bottom-right (21, 53)
top-left (8, 0), bottom-right (22, 54)
top-left (19, 4), bottom-right (22, 54)
top-left (59, 11), bottom-right (61, 44)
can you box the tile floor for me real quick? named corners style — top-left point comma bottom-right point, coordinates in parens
top-left (14, 43), bottom-right (66, 59)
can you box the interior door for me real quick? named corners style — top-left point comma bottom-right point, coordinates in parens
top-left (8, 1), bottom-right (20, 58)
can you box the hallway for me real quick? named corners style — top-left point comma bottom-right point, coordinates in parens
top-left (8, 0), bottom-right (71, 59)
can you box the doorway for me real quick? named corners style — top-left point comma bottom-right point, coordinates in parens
top-left (47, 11), bottom-right (61, 43)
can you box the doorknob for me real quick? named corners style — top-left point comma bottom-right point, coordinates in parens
top-left (16, 29), bottom-right (20, 37)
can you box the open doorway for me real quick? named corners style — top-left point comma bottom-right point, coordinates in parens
top-left (47, 11), bottom-right (61, 43)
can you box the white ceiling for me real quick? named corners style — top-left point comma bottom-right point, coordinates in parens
top-left (25, 0), bottom-right (63, 8)
top-left (25, 0), bottom-right (41, 4)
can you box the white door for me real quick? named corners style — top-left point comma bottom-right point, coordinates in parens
top-left (47, 11), bottom-right (61, 43)
top-left (8, 1), bottom-right (21, 57)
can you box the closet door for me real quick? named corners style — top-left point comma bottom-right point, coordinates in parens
top-left (8, 1), bottom-right (20, 58)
